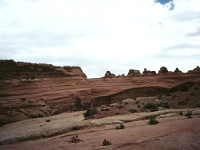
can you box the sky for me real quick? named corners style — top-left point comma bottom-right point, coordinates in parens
top-left (0, 0), bottom-right (200, 78)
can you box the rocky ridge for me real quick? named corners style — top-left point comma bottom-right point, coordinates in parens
top-left (0, 60), bottom-right (200, 125)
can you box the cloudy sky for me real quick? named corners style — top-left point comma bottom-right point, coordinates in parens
top-left (0, 0), bottom-right (200, 78)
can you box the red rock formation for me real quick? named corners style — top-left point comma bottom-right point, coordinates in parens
top-left (117, 74), bottom-right (126, 77)
top-left (158, 66), bottom-right (168, 74)
top-left (188, 66), bottom-right (200, 74)
top-left (0, 60), bottom-right (87, 80)
top-left (0, 60), bottom-right (200, 125)
top-left (143, 68), bottom-right (156, 76)
top-left (174, 68), bottom-right (182, 73)
top-left (127, 69), bottom-right (141, 76)
top-left (104, 71), bottom-right (116, 78)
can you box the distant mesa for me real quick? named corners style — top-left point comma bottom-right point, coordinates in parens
top-left (159, 66), bottom-right (168, 74)
top-left (174, 68), bottom-right (182, 73)
top-left (127, 69), bottom-right (141, 76)
top-left (143, 68), bottom-right (156, 76)
top-left (0, 59), bottom-right (87, 80)
top-left (104, 71), bottom-right (116, 78)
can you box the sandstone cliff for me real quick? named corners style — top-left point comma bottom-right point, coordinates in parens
top-left (0, 60), bottom-right (200, 125)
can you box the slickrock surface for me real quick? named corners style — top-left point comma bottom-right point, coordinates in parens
top-left (0, 109), bottom-right (200, 150)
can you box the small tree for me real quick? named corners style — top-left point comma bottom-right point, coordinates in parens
top-left (103, 139), bottom-right (111, 146)
top-left (83, 108), bottom-right (99, 118)
top-left (185, 110), bottom-right (192, 119)
top-left (74, 97), bottom-right (82, 110)
top-left (148, 116), bottom-right (158, 125)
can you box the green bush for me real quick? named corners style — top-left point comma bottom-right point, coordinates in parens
top-left (180, 85), bottom-right (189, 92)
top-left (135, 101), bottom-right (140, 104)
top-left (103, 139), bottom-right (111, 146)
top-left (117, 105), bottom-right (124, 109)
top-left (148, 117), bottom-right (158, 125)
top-left (83, 108), bottom-right (99, 118)
top-left (115, 112), bottom-right (120, 115)
top-left (179, 111), bottom-right (183, 115)
top-left (21, 98), bottom-right (26, 102)
top-left (196, 103), bottom-right (200, 108)
top-left (72, 125), bottom-right (81, 131)
top-left (129, 109), bottom-right (137, 113)
top-left (178, 101), bottom-right (187, 105)
top-left (144, 103), bottom-right (156, 110)
top-left (185, 110), bottom-right (192, 119)
top-left (116, 124), bottom-right (125, 129)
top-left (46, 119), bottom-right (51, 122)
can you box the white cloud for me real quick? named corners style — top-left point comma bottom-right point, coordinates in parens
top-left (0, 0), bottom-right (199, 77)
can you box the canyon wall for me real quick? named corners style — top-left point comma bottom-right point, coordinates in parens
top-left (0, 60), bottom-right (200, 125)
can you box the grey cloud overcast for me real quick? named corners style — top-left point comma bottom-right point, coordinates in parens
top-left (0, 0), bottom-right (200, 78)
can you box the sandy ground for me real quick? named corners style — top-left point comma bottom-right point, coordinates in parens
top-left (0, 109), bottom-right (200, 150)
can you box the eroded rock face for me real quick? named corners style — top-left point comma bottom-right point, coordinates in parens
top-left (1, 60), bottom-right (200, 125)
top-left (127, 69), bottom-right (141, 76)
top-left (0, 60), bottom-right (87, 81)
top-left (174, 68), bottom-right (182, 73)
top-left (188, 66), bottom-right (200, 74)
top-left (104, 71), bottom-right (116, 78)
top-left (63, 66), bottom-right (87, 78)
top-left (159, 66), bottom-right (168, 74)
top-left (143, 68), bottom-right (156, 76)
top-left (0, 98), bottom-right (51, 125)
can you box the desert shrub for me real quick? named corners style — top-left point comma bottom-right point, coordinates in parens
top-left (117, 105), bottom-right (124, 109)
top-left (179, 111), bottom-right (183, 115)
top-left (0, 122), bottom-right (4, 127)
top-left (21, 98), bottom-right (26, 102)
top-left (148, 117), bottom-right (158, 125)
top-left (115, 112), bottom-right (120, 115)
top-left (135, 101), bottom-right (140, 104)
top-left (190, 93), bottom-right (195, 96)
top-left (185, 110), bottom-right (192, 118)
top-left (72, 125), bottom-right (81, 131)
top-left (103, 139), bottom-right (111, 146)
top-left (144, 103), bottom-right (156, 110)
top-left (194, 87), bottom-right (199, 90)
top-left (116, 124), bottom-right (125, 129)
top-left (180, 85), bottom-right (189, 92)
top-left (46, 119), bottom-right (51, 122)
top-left (74, 97), bottom-right (82, 110)
top-left (166, 93), bottom-right (172, 96)
top-left (178, 101), bottom-right (187, 105)
top-left (70, 135), bottom-right (82, 143)
top-left (83, 108), bottom-right (99, 118)
top-left (196, 103), bottom-right (200, 108)
top-left (157, 95), bottom-right (162, 100)
top-left (129, 109), bottom-right (137, 113)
